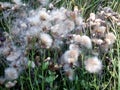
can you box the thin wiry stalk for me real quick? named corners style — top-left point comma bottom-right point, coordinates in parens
top-left (117, 30), bottom-right (120, 90)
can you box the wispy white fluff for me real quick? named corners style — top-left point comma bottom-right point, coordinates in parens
top-left (94, 26), bottom-right (106, 34)
top-left (51, 24), bottom-right (65, 37)
top-left (92, 38), bottom-right (103, 45)
top-left (69, 44), bottom-right (79, 50)
top-left (27, 14), bottom-right (40, 25)
top-left (72, 34), bottom-right (81, 43)
top-left (63, 19), bottom-right (75, 31)
top-left (5, 67), bottom-right (19, 80)
top-left (40, 10), bottom-right (50, 21)
top-left (6, 51), bottom-right (21, 62)
top-left (61, 49), bottom-right (79, 65)
top-left (39, 33), bottom-right (53, 48)
top-left (12, 0), bottom-right (22, 5)
top-left (80, 35), bottom-right (92, 49)
top-left (50, 8), bottom-right (67, 23)
top-left (75, 17), bottom-right (83, 26)
top-left (2, 46), bottom-right (11, 56)
top-left (105, 32), bottom-right (116, 44)
top-left (84, 57), bottom-right (102, 73)
top-left (26, 27), bottom-right (41, 37)
top-left (27, 9), bottom-right (48, 25)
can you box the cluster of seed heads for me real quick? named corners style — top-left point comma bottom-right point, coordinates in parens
top-left (0, 0), bottom-right (119, 88)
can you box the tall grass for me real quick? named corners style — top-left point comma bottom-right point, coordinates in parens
top-left (0, 0), bottom-right (120, 90)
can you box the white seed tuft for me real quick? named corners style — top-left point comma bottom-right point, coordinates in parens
top-left (39, 33), bottom-right (53, 49)
top-left (84, 57), bottom-right (102, 73)
top-left (6, 51), bottom-right (21, 62)
top-left (80, 35), bottom-right (92, 49)
top-left (5, 67), bottom-right (19, 80)
top-left (105, 32), bottom-right (116, 44)
top-left (61, 49), bottom-right (79, 64)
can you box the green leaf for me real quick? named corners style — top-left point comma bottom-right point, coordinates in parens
top-left (42, 62), bottom-right (49, 70)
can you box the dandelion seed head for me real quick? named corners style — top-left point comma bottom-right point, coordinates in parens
top-left (94, 26), bottom-right (106, 34)
top-left (5, 67), bottom-right (19, 80)
top-left (27, 11), bottom-right (41, 25)
top-left (6, 51), bottom-right (21, 62)
top-left (69, 44), bottom-right (79, 50)
top-left (39, 33), bottom-right (53, 48)
top-left (80, 35), bottom-right (92, 49)
top-left (105, 32), bottom-right (116, 44)
top-left (64, 19), bottom-right (75, 31)
top-left (72, 34), bottom-right (81, 43)
top-left (50, 24), bottom-right (65, 36)
top-left (62, 49), bottom-right (79, 64)
top-left (75, 17), bottom-right (83, 26)
top-left (2, 46), bottom-right (11, 56)
top-left (40, 11), bottom-right (50, 21)
top-left (84, 57), bottom-right (102, 73)
top-left (92, 38), bottom-right (103, 45)
top-left (50, 9), bottom-right (66, 23)
top-left (104, 38), bottom-right (111, 45)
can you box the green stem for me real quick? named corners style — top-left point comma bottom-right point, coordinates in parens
top-left (42, 66), bottom-right (44, 90)
top-left (118, 38), bottom-right (120, 90)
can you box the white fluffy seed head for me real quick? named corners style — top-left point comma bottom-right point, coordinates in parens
top-left (95, 26), bottom-right (106, 34)
top-left (27, 10), bottom-right (41, 25)
top-left (80, 35), bottom-right (92, 49)
top-left (104, 38), bottom-right (111, 45)
top-left (105, 32), bottom-right (116, 44)
top-left (5, 67), bottom-right (19, 80)
top-left (2, 46), bottom-right (11, 56)
top-left (92, 38), bottom-right (103, 45)
top-left (75, 17), bottom-right (83, 26)
top-left (26, 28), bottom-right (41, 40)
top-left (39, 33), bottom-right (53, 49)
top-left (40, 11), bottom-right (50, 20)
top-left (64, 19), bottom-right (75, 31)
top-left (61, 49), bottom-right (79, 64)
top-left (72, 34), bottom-right (81, 43)
top-left (69, 44), bottom-right (79, 50)
top-left (6, 51), bottom-right (21, 62)
top-left (84, 57), bottom-right (102, 73)
top-left (50, 9), bottom-right (66, 23)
